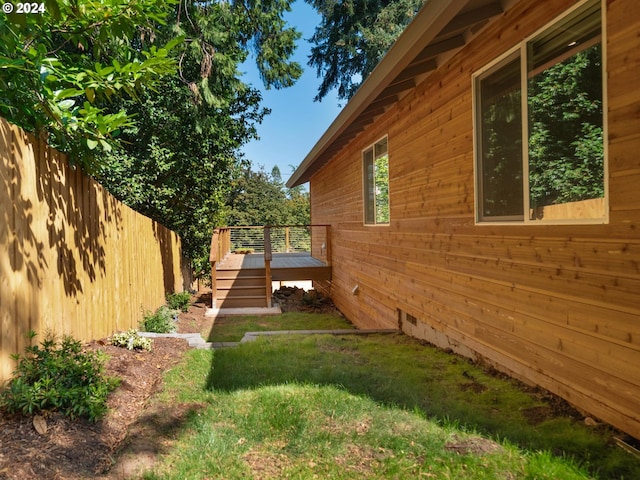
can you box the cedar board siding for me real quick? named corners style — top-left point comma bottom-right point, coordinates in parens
top-left (0, 118), bottom-right (190, 384)
top-left (310, 0), bottom-right (640, 438)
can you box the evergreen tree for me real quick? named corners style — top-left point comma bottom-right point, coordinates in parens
top-left (306, 0), bottom-right (423, 101)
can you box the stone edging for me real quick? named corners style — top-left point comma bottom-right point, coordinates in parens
top-left (139, 329), bottom-right (400, 350)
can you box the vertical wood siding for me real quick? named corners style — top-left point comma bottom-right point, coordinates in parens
top-left (0, 118), bottom-right (190, 383)
top-left (310, 0), bottom-right (640, 438)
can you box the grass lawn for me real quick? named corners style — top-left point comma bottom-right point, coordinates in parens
top-left (144, 313), bottom-right (639, 479)
top-left (205, 311), bottom-right (355, 342)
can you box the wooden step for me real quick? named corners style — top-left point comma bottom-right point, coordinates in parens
top-left (214, 267), bottom-right (270, 308)
top-left (216, 285), bottom-right (266, 298)
top-left (216, 296), bottom-right (268, 309)
top-left (216, 276), bottom-right (266, 288)
top-left (216, 268), bottom-right (265, 279)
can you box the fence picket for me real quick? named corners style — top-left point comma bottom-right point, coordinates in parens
top-left (0, 117), bottom-right (191, 384)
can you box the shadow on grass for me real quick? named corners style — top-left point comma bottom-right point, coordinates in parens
top-left (204, 332), bottom-right (639, 480)
top-left (109, 403), bottom-right (206, 478)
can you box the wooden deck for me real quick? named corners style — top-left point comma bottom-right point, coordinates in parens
top-left (217, 252), bottom-right (331, 281)
top-left (210, 226), bottom-right (333, 308)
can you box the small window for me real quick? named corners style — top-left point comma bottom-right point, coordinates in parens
top-left (475, 0), bottom-right (605, 223)
top-left (363, 137), bottom-right (389, 225)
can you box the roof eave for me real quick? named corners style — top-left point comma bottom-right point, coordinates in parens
top-left (287, 0), bottom-right (471, 188)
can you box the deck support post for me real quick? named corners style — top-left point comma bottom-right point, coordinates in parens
top-left (264, 227), bottom-right (273, 308)
top-left (285, 227), bottom-right (290, 252)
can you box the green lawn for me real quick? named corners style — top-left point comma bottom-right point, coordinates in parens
top-left (206, 311), bottom-right (355, 342)
top-left (143, 313), bottom-right (639, 479)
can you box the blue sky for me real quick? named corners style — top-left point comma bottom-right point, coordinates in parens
top-left (240, 1), bottom-right (343, 185)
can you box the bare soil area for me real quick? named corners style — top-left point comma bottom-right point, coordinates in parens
top-left (0, 335), bottom-right (189, 480)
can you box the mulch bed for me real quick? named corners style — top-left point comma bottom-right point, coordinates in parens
top-left (0, 298), bottom-right (205, 480)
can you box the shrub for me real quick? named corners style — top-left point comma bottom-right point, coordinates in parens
top-left (111, 329), bottom-right (153, 351)
top-left (0, 331), bottom-right (119, 422)
top-left (140, 306), bottom-right (178, 333)
top-left (167, 291), bottom-right (191, 312)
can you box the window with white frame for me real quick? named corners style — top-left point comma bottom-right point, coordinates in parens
top-left (363, 137), bottom-right (389, 225)
top-left (474, 0), bottom-right (605, 223)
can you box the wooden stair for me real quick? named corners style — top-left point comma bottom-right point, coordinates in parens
top-left (215, 268), bottom-right (268, 309)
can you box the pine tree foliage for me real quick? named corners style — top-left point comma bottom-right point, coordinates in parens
top-left (306, 0), bottom-right (423, 101)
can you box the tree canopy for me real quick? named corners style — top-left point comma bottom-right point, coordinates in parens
top-left (306, 0), bottom-right (423, 101)
top-left (226, 166), bottom-right (309, 228)
top-left (93, 0), bottom-right (304, 274)
top-left (1, 0), bottom-right (305, 277)
top-left (0, 0), bottom-right (181, 167)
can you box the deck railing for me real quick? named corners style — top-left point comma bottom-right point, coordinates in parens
top-left (209, 225), bottom-right (331, 309)
top-left (226, 226), bottom-right (313, 254)
top-left (211, 225), bottom-right (330, 259)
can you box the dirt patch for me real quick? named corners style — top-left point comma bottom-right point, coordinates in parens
top-left (272, 287), bottom-right (341, 315)
top-left (176, 292), bottom-right (214, 338)
top-left (243, 444), bottom-right (293, 480)
top-left (459, 381), bottom-right (487, 394)
top-left (444, 435), bottom-right (504, 456)
top-left (521, 405), bottom-right (554, 425)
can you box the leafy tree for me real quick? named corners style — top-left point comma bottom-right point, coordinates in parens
top-left (227, 167), bottom-right (293, 226)
top-left (94, 78), bottom-right (263, 273)
top-left (306, 0), bottom-right (423, 101)
top-left (226, 165), bottom-right (310, 251)
top-left (0, 0), bottom-right (181, 167)
top-left (95, 0), bottom-right (304, 275)
top-left (286, 184), bottom-right (311, 226)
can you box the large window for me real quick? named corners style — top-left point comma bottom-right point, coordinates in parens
top-left (363, 137), bottom-right (389, 225)
top-left (474, 0), bottom-right (605, 223)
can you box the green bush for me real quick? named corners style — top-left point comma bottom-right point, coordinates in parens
top-left (167, 291), bottom-right (191, 312)
top-left (111, 329), bottom-right (153, 351)
top-left (140, 306), bottom-right (178, 333)
top-left (0, 332), bottom-right (119, 422)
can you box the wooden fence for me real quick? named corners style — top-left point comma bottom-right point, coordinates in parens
top-left (0, 117), bottom-right (191, 383)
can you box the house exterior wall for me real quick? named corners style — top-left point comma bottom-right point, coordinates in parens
top-left (310, 0), bottom-right (640, 439)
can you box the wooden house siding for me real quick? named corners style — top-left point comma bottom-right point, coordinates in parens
top-left (309, 0), bottom-right (640, 438)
